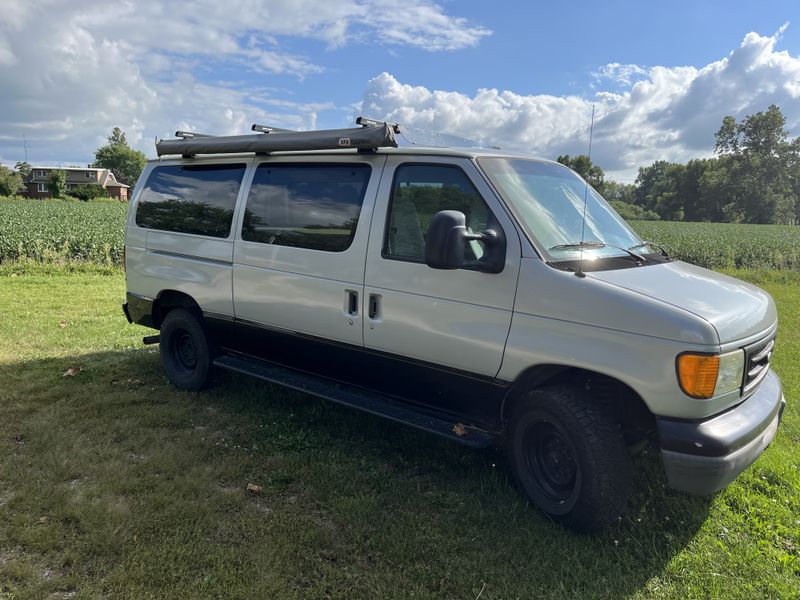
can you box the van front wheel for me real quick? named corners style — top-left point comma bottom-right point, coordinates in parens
top-left (160, 308), bottom-right (212, 391)
top-left (507, 385), bottom-right (631, 532)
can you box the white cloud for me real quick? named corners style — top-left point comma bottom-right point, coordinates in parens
top-left (363, 25), bottom-right (800, 182)
top-left (0, 0), bottom-right (488, 165)
top-left (592, 63), bottom-right (648, 87)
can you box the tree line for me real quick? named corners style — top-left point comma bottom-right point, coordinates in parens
top-left (559, 104), bottom-right (799, 224)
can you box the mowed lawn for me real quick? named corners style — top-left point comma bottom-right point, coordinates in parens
top-left (0, 265), bottom-right (798, 599)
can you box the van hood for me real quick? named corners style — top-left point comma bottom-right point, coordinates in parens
top-left (588, 261), bottom-right (776, 344)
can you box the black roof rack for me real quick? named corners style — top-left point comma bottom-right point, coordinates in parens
top-left (155, 117), bottom-right (400, 157)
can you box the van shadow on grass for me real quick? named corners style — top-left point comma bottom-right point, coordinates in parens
top-left (0, 348), bottom-right (711, 599)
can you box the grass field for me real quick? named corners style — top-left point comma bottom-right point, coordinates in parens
top-left (3, 196), bottom-right (800, 271)
top-left (0, 265), bottom-right (797, 599)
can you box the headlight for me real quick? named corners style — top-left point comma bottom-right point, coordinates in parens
top-left (716, 350), bottom-right (745, 396)
top-left (677, 350), bottom-right (744, 399)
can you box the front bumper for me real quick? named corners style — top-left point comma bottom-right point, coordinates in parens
top-left (657, 369), bottom-right (785, 495)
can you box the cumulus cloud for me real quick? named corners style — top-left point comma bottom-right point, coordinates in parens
top-left (591, 63), bottom-right (649, 87)
top-left (0, 0), bottom-right (488, 165)
top-left (363, 26), bottom-right (800, 181)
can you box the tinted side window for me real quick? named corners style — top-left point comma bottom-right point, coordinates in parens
top-left (135, 164), bottom-right (246, 238)
top-left (242, 163), bottom-right (371, 252)
top-left (383, 164), bottom-right (490, 262)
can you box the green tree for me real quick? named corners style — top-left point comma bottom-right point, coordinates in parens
top-left (93, 127), bottom-right (147, 186)
top-left (107, 127), bottom-right (127, 146)
top-left (714, 104), bottom-right (795, 224)
top-left (48, 169), bottom-right (67, 198)
top-left (602, 180), bottom-right (636, 205)
top-left (634, 161), bottom-right (685, 220)
top-left (556, 154), bottom-right (606, 196)
top-left (0, 165), bottom-right (23, 196)
top-left (14, 161), bottom-right (32, 179)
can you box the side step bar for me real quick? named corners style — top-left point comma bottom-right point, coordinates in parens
top-left (213, 353), bottom-right (498, 448)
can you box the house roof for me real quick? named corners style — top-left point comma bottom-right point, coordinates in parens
top-left (29, 166), bottom-right (101, 171)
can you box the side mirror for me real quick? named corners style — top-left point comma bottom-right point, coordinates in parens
top-left (425, 210), bottom-right (505, 272)
top-left (425, 210), bottom-right (468, 270)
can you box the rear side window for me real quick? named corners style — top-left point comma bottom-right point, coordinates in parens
top-left (241, 163), bottom-right (371, 252)
top-left (135, 164), bottom-right (246, 238)
top-left (383, 164), bottom-right (490, 262)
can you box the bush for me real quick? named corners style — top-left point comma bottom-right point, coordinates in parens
top-left (71, 183), bottom-right (109, 201)
top-left (0, 166), bottom-right (23, 196)
top-left (609, 200), bottom-right (660, 221)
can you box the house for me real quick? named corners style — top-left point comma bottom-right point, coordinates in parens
top-left (23, 166), bottom-right (130, 200)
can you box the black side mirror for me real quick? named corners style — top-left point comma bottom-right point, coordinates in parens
top-left (425, 210), bottom-right (505, 272)
top-left (425, 210), bottom-right (468, 269)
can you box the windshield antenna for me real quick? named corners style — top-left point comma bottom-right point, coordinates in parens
top-left (576, 104), bottom-right (596, 278)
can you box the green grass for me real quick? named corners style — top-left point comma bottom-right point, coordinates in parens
top-left (0, 267), bottom-right (798, 599)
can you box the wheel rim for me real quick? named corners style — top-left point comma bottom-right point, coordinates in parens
top-left (170, 329), bottom-right (198, 372)
top-left (523, 420), bottom-right (580, 512)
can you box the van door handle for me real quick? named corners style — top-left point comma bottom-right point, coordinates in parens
top-left (368, 294), bottom-right (381, 320)
top-left (346, 290), bottom-right (359, 316)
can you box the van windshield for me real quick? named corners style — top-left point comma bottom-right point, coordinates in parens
top-left (478, 157), bottom-right (652, 262)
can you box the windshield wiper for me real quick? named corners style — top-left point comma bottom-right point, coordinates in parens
top-left (549, 241), bottom-right (646, 264)
top-left (627, 240), bottom-right (672, 260)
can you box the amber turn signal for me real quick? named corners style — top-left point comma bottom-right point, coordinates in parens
top-left (677, 353), bottom-right (720, 399)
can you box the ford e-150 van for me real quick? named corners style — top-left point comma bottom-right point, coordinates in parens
top-left (122, 119), bottom-right (785, 531)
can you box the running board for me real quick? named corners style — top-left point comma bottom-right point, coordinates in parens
top-left (213, 353), bottom-right (498, 448)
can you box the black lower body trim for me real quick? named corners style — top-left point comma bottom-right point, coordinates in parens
top-left (125, 292), bottom-right (156, 329)
top-left (205, 316), bottom-right (509, 429)
top-left (214, 353), bottom-right (499, 446)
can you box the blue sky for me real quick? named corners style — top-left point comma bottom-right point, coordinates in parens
top-left (1, 0), bottom-right (798, 181)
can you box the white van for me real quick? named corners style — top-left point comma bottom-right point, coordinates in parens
top-left (123, 120), bottom-right (785, 531)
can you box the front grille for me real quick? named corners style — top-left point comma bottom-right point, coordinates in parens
top-left (743, 334), bottom-right (775, 395)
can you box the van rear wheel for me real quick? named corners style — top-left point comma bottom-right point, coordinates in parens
top-left (507, 385), bottom-right (631, 532)
top-left (160, 308), bottom-right (212, 391)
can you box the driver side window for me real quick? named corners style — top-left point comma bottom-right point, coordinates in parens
top-left (383, 164), bottom-right (491, 263)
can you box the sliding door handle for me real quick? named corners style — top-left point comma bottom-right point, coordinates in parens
top-left (346, 290), bottom-right (359, 316)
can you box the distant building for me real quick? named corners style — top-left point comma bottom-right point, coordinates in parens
top-left (23, 166), bottom-right (130, 200)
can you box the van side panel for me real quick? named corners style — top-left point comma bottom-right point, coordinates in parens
top-left (126, 231), bottom-right (234, 317)
top-left (124, 158), bottom-right (251, 322)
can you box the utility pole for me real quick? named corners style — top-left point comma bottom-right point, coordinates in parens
top-left (23, 135), bottom-right (28, 163)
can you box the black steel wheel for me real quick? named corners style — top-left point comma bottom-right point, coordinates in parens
top-left (507, 384), bottom-right (631, 532)
top-left (160, 308), bottom-right (212, 391)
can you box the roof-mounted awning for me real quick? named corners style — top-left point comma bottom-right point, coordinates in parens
top-left (155, 118), bottom-right (400, 157)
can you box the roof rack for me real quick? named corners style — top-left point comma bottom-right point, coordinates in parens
top-left (174, 131), bottom-right (213, 139)
top-left (155, 117), bottom-right (400, 157)
top-left (251, 123), bottom-right (295, 134)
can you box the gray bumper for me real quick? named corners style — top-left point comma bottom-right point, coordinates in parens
top-left (657, 369), bottom-right (785, 495)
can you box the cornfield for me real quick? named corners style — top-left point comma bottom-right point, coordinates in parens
top-left (0, 198), bottom-right (127, 264)
top-left (632, 220), bottom-right (800, 270)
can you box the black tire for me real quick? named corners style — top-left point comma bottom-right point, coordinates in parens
top-left (159, 308), bottom-right (213, 391)
top-left (507, 384), bottom-right (631, 532)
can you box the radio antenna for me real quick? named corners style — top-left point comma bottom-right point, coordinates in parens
top-left (576, 105), bottom-right (596, 278)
